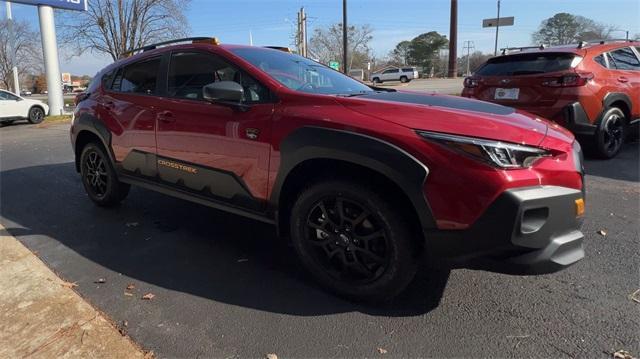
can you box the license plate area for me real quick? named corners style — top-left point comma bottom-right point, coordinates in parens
top-left (495, 88), bottom-right (520, 100)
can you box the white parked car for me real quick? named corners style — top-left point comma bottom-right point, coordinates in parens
top-left (371, 66), bottom-right (419, 84)
top-left (0, 89), bottom-right (49, 125)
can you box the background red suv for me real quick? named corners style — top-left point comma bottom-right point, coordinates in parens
top-left (462, 40), bottom-right (640, 159)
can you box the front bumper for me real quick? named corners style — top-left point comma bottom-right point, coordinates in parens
top-left (428, 185), bottom-right (585, 273)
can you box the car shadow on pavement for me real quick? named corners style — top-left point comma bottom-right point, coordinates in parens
top-left (583, 141), bottom-right (639, 182)
top-left (0, 162), bottom-right (450, 318)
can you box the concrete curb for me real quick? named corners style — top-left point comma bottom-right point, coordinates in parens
top-left (0, 224), bottom-right (148, 359)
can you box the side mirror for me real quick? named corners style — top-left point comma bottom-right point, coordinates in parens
top-left (203, 81), bottom-right (244, 103)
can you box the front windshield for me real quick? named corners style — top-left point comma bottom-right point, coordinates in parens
top-left (230, 48), bottom-right (373, 96)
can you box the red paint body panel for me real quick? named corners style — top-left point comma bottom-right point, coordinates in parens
top-left (72, 42), bottom-right (585, 232)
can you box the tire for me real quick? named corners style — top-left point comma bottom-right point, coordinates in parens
top-left (290, 180), bottom-right (419, 302)
top-left (400, 76), bottom-right (409, 83)
top-left (79, 142), bottom-right (130, 207)
top-left (27, 106), bottom-right (45, 124)
top-left (593, 107), bottom-right (626, 159)
top-left (372, 78), bottom-right (381, 84)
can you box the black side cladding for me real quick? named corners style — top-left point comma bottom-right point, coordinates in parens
top-left (271, 126), bottom-right (437, 230)
top-left (359, 91), bottom-right (515, 115)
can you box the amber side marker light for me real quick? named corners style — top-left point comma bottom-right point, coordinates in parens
top-left (575, 198), bottom-right (585, 217)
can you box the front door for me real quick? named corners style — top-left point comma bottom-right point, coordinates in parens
top-left (155, 50), bottom-right (275, 211)
top-left (0, 91), bottom-right (25, 119)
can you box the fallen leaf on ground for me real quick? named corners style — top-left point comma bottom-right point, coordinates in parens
top-left (126, 283), bottom-right (135, 290)
top-left (613, 350), bottom-right (636, 359)
top-left (265, 354), bottom-right (277, 359)
top-left (60, 281), bottom-right (78, 289)
top-left (630, 289), bottom-right (640, 304)
top-left (125, 222), bottom-right (139, 227)
top-left (94, 278), bottom-right (106, 284)
top-left (123, 320), bottom-right (128, 327)
top-left (142, 293), bottom-right (155, 300)
top-left (597, 229), bottom-right (607, 236)
top-left (377, 348), bottom-right (388, 354)
top-left (124, 292), bottom-right (133, 297)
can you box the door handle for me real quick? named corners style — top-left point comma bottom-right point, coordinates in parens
top-left (157, 110), bottom-right (175, 123)
top-left (618, 76), bottom-right (629, 83)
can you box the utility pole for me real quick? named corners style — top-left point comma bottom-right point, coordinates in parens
top-left (296, 10), bottom-right (302, 54)
top-left (342, 0), bottom-right (348, 74)
top-left (5, 1), bottom-right (20, 95)
top-left (300, 7), bottom-right (307, 57)
top-left (463, 40), bottom-right (475, 76)
top-left (494, 0), bottom-right (501, 56)
top-left (447, 0), bottom-right (458, 78)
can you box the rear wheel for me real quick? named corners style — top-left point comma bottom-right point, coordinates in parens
top-left (27, 106), bottom-right (45, 124)
top-left (400, 76), bottom-right (409, 83)
top-left (80, 142), bottom-right (130, 206)
top-left (594, 107), bottom-right (626, 159)
top-left (290, 180), bottom-right (418, 302)
top-left (372, 77), bottom-right (381, 84)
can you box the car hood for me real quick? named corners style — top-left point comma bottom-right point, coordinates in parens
top-left (337, 91), bottom-right (554, 146)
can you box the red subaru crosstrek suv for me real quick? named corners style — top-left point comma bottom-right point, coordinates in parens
top-left (462, 40), bottom-right (640, 159)
top-left (71, 38), bottom-right (586, 301)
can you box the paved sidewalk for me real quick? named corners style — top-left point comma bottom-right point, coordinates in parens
top-left (0, 224), bottom-right (147, 359)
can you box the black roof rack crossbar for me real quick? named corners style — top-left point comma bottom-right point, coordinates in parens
top-left (500, 45), bottom-right (546, 55)
top-left (120, 37), bottom-right (218, 58)
top-left (577, 38), bottom-right (635, 48)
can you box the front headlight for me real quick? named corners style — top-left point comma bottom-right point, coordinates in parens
top-left (416, 130), bottom-right (550, 169)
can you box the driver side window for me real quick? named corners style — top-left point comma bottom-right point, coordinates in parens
top-left (167, 52), bottom-right (269, 103)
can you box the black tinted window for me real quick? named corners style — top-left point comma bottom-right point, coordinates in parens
top-left (168, 52), bottom-right (269, 103)
top-left (383, 69), bottom-right (399, 74)
top-left (402, 68), bottom-right (415, 72)
top-left (112, 57), bottom-right (161, 94)
top-left (594, 54), bottom-right (607, 68)
top-left (476, 53), bottom-right (575, 76)
top-left (609, 47), bottom-right (640, 71)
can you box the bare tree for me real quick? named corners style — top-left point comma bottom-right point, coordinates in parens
top-left (59, 0), bottom-right (191, 61)
top-left (0, 19), bottom-right (42, 90)
top-left (309, 23), bottom-right (373, 71)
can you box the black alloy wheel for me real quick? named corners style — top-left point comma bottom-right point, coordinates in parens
top-left (595, 107), bottom-right (626, 159)
top-left (28, 107), bottom-right (45, 124)
top-left (80, 142), bottom-right (130, 206)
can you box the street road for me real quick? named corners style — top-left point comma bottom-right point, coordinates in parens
top-left (0, 122), bottom-right (638, 358)
top-left (375, 78), bottom-right (464, 95)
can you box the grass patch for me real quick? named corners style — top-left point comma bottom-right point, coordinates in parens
top-left (42, 115), bottom-right (72, 124)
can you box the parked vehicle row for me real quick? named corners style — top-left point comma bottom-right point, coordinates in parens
top-left (463, 40), bottom-right (640, 159)
top-left (70, 38), bottom-right (586, 302)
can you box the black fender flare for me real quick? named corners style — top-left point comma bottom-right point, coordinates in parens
top-left (270, 126), bottom-right (436, 230)
top-left (72, 113), bottom-right (114, 171)
top-left (602, 92), bottom-right (632, 121)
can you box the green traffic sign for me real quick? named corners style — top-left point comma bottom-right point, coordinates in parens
top-left (329, 61), bottom-right (340, 70)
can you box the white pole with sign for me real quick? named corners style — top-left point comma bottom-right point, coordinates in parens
top-left (38, 5), bottom-right (63, 115)
top-left (5, 1), bottom-right (20, 95)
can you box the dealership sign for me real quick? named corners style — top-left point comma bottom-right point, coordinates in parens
top-left (8, 0), bottom-right (88, 11)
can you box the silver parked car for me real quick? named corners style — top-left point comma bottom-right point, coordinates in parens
top-left (371, 66), bottom-right (419, 84)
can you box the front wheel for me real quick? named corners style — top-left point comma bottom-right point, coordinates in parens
top-left (290, 180), bottom-right (419, 302)
top-left (80, 142), bottom-right (130, 206)
top-left (27, 106), bottom-right (45, 124)
top-left (594, 107), bottom-right (626, 159)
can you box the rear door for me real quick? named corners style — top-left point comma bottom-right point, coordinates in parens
top-left (381, 68), bottom-right (400, 81)
top-left (154, 50), bottom-right (275, 210)
top-left (101, 56), bottom-right (162, 177)
top-left (472, 52), bottom-right (580, 108)
top-left (606, 47), bottom-right (640, 118)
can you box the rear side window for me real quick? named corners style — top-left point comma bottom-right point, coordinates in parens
top-left (402, 67), bottom-right (415, 72)
top-left (608, 47), bottom-right (640, 71)
top-left (476, 53), bottom-right (576, 76)
top-left (593, 54), bottom-right (607, 68)
top-left (111, 57), bottom-right (161, 95)
top-left (383, 69), bottom-right (399, 74)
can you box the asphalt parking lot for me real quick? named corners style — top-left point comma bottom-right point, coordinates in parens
top-left (0, 122), bottom-right (638, 358)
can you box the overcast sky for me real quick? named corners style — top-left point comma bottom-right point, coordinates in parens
top-left (3, 0), bottom-right (639, 75)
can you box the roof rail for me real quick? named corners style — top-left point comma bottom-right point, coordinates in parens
top-left (577, 38), bottom-right (634, 48)
top-left (500, 44), bottom-right (546, 55)
top-left (120, 37), bottom-right (220, 58)
top-left (264, 46), bottom-right (292, 53)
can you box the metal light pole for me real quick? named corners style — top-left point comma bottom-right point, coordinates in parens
top-left (342, 0), bottom-right (348, 74)
top-left (38, 5), bottom-right (63, 115)
top-left (5, 1), bottom-right (20, 95)
top-left (447, 0), bottom-right (458, 78)
top-left (494, 0), bottom-right (501, 56)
